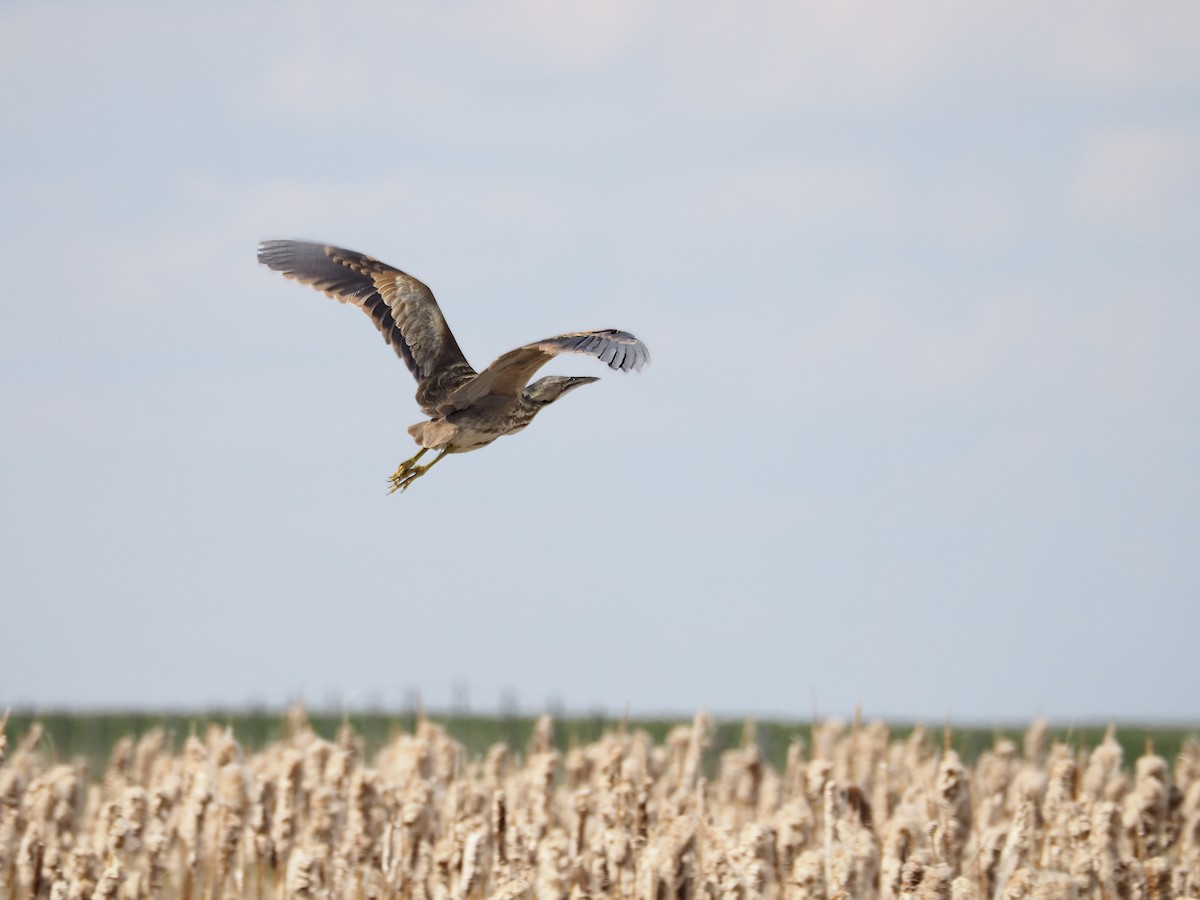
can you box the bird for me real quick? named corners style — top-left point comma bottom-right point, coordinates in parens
top-left (257, 240), bottom-right (650, 494)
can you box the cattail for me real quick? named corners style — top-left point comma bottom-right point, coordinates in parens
top-left (881, 817), bottom-right (917, 900)
top-left (917, 862), bottom-right (952, 899)
top-left (1039, 753), bottom-right (1077, 873)
top-left (994, 798), bottom-right (1039, 898)
top-left (1083, 726), bottom-right (1123, 801)
top-left (999, 866), bottom-right (1034, 900)
top-left (533, 828), bottom-right (570, 899)
top-left (1112, 857), bottom-right (1146, 900)
top-left (1182, 780), bottom-right (1200, 861)
top-left (486, 873), bottom-right (530, 900)
top-left (286, 847), bottom-right (318, 897)
top-left (1169, 862), bottom-right (1193, 900)
top-left (495, 789), bottom-right (510, 866)
top-left (785, 739), bottom-right (809, 802)
top-left (215, 804), bottom-right (245, 894)
top-left (458, 825), bottom-right (487, 898)
top-left (899, 858), bottom-right (926, 895)
top-left (89, 856), bottom-right (122, 900)
top-left (17, 822), bottom-right (46, 896)
top-left (1127, 749), bottom-right (1170, 858)
top-left (935, 750), bottom-right (971, 871)
top-left (63, 846), bottom-right (98, 900)
top-left (1143, 856), bottom-right (1171, 900)
top-left (0, 714), bottom-right (1195, 900)
top-left (0, 791), bottom-right (21, 897)
top-left (103, 738), bottom-right (135, 797)
top-left (340, 768), bottom-right (375, 871)
top-left (132, 728), bottom-right (166, 787)
top-left (976, 826), bottom-right (1006, 900)
top-left (789, 848), bottom-right (825, 899)
top-left (1024, 720), bottom-right (1048, 768)
top-left (679, 712), bottom-right (710, 796)
top-left (272, 749), bottom-right (304, 859)
top-left (144, 830), bottom-right (166, 898)
top-left (1028, 871), bottom-right (1075, 899)
top-left (950, 875), bottom-right (979, 900)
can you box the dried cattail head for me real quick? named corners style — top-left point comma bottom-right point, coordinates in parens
top-left (899, 858), bottom-right (925, 895)
top-left (916, 862), bottom-right (952, 899)
top-left (17, 823), bottom-right (46, 895)
top-left (1136, 752), bottom-right (1168, 786)
top-left (1024, 719), bottom-right (1049, 767)
top-left (132, 728), bottom-right (166, 786)
top-left (1112, 857), bottom-right (1146, 900)
top-left (494, 789), bottom-right (510, 866)
top-left (1029, 870), bottom-right (1076, 900)
top-left (2, 713), bottom-right (1193, 900)
top-left (286, 847), bottom-right (318, 896)
top-left (529, 716), bottom-right (555, 757)
top-left (791, 848), bottom-right (825, 898)
top-left (1082, 725), bottom-right (1123, 801)
top-left (90, 856), bottom-right (123, 900)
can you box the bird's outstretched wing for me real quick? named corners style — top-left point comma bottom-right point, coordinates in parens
top-left (257, 241), bottom-right (475, 410)
top-left (443, 329), bottom-right (649, 412)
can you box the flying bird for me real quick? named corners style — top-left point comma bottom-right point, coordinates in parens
top-left (257, 240), bottom-right (650, 493)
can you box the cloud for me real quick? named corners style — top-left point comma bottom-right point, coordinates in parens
top-left (1048, 2), bottom-right (1200, 89)
top-left (784, 287), bottom-right (1042, 410)
top-left (1069, 127), bottom-right (1200, 233)
top-left (698, 159), bottom-right (900, 234)
top-left (781, 277), bottom-right (1198, 418)
top-left (930, 181), bottom-right (1021, 249)
top-left (1081, 291), bottom-right (1200, 406)
top-left (460, 0), bottom-right (652, 70)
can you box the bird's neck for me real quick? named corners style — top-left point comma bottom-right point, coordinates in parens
top-left (511, 397), bottom-right (542, 431)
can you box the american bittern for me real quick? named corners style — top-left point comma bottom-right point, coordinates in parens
top-left (257, 240), bottom-right (649, 493)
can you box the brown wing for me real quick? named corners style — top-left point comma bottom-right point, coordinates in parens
top-left (257, 240), bottom-right (475, 412)
top-left (441, 329), bottom-right (649, 413)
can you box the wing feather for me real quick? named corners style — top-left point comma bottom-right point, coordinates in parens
top-left (257, 240), bottom-right (474, 387)
top-left (442, 329), bottom-right (649, 413)
top-left (259, 242), bottom-right (649, 419)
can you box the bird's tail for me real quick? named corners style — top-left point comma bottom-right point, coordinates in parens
top-left (407, 420), bottom-right (458, 449)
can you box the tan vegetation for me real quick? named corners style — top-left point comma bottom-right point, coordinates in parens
top-left (1, 710), bottom-right (1198, 899)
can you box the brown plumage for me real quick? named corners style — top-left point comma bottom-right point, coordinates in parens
top-left (257, 240), bottom-right (649, 493)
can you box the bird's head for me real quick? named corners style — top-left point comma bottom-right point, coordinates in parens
top-left (524, 375), bottom-right (599, 405)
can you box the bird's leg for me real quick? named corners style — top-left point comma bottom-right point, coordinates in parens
top-left (387, 449), bottom-right (449, 495)
top-left (388, 447), bottom-right (428, 483)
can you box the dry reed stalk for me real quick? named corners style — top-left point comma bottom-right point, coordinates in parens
top-left (89, 855), bottom-right (123, 900)
top-left (285, 847), bottom-right (318, 898)
top-left (1, 716), bottom-right (1196, 900)
top-left (934, 750), bottom-right (971, 872)
top-left (1083, 726), bottom-right (1124, 802)
top-left (1038, 752), bottom-right (1077, 874)
top-left (1127, 750), bottom-right (1170, 859)
top-left (949, 875), bottom-right (979, 900)
top-left (17, 820), bottom-right (45, 897)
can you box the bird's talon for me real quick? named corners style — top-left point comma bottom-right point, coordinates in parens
top-left (387, 464), bottom-right (429, 495)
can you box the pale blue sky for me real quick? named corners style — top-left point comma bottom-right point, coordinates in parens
top-left (2, 1), bottom-right (1198, 722)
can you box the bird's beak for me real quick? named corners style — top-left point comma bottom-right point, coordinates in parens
top-left (559, 376), bottom-right (600, 396)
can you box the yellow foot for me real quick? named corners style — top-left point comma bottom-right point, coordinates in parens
top-left (387, 464), bottom-right (430, 494)
top-left (387, 449), bottom-right (428, 488)
top-left (386, 448), bottom-right (448, 495)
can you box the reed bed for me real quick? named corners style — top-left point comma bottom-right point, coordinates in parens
top-left (1, 710), bottom-right (1197, 899)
